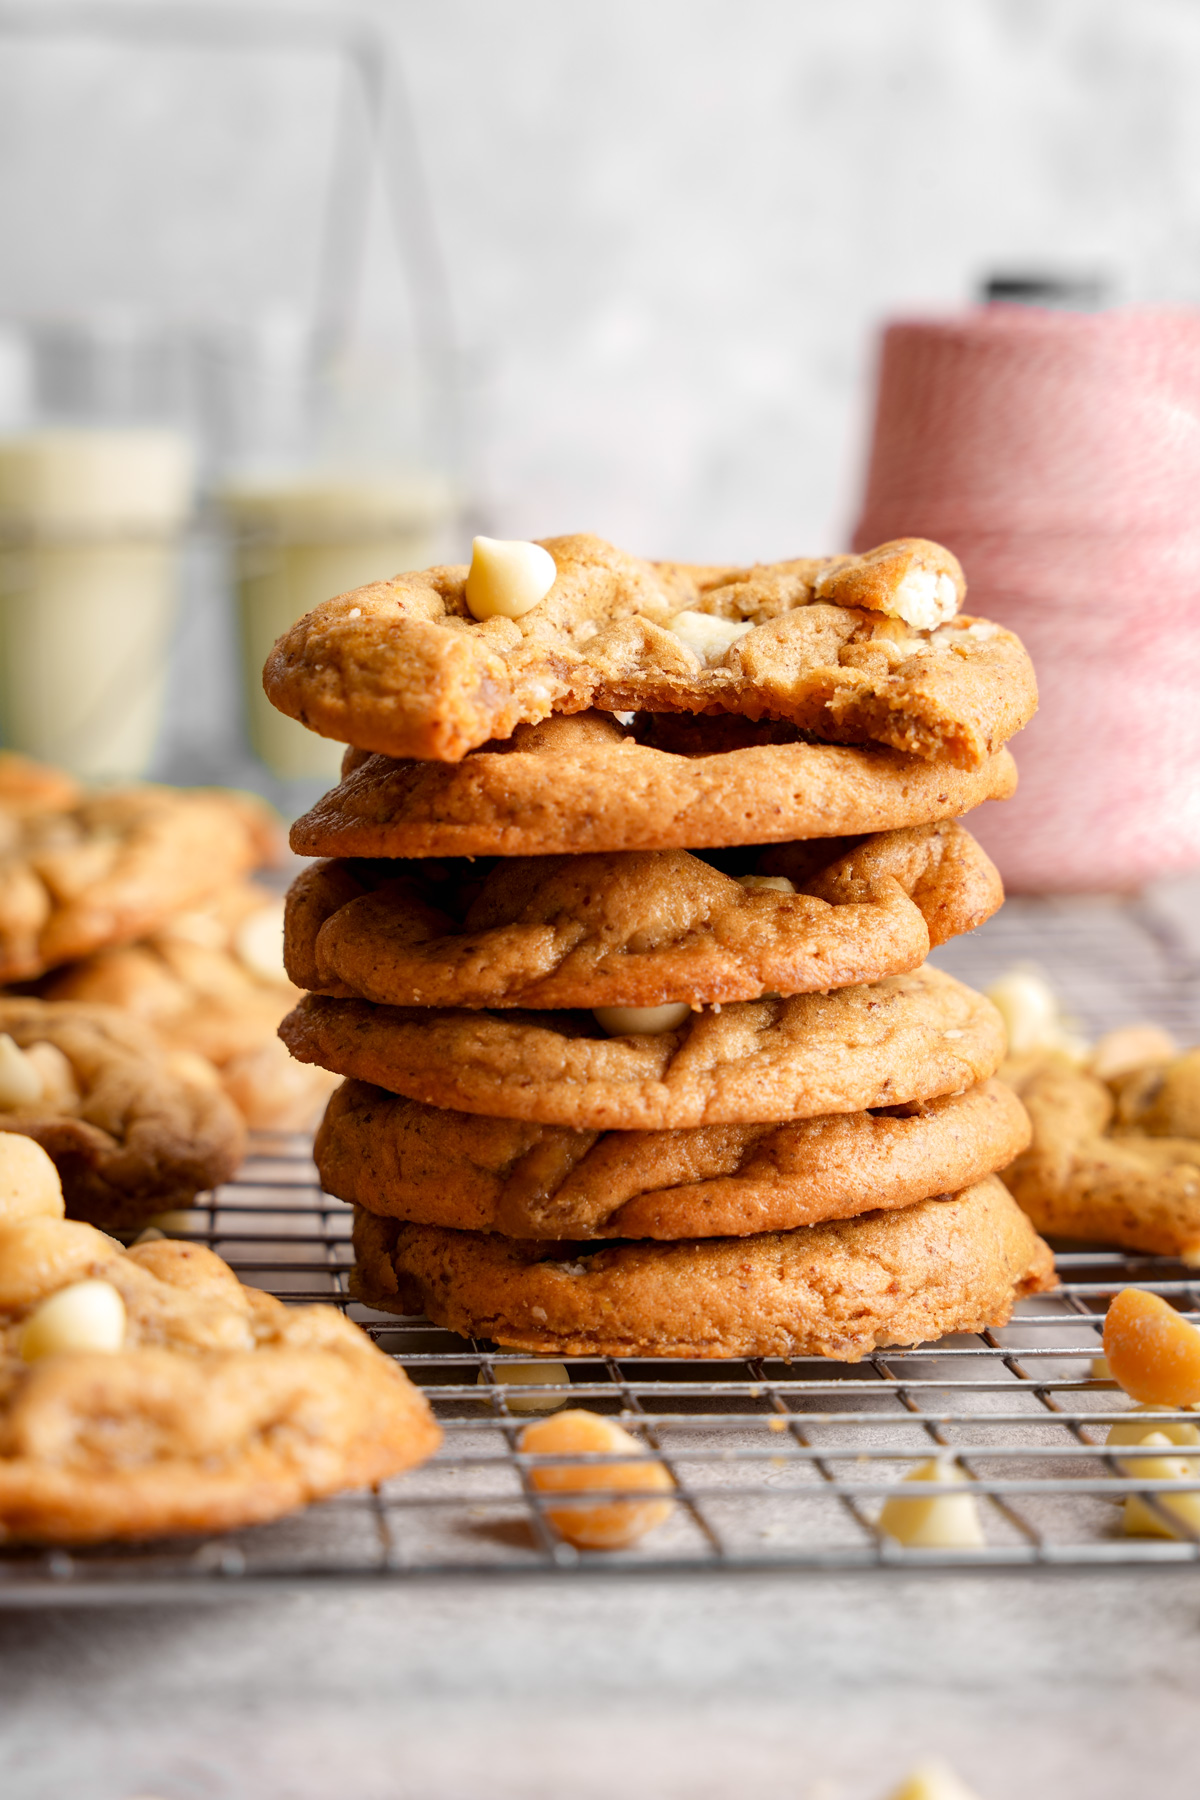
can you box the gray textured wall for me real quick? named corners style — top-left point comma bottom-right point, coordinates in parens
top-left (395, 0), bottom-right (1200, 558)
top-left (4, 0), bottom-right (1200, 565)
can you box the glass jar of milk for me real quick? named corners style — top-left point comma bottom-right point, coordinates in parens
top-left (221, 470), bottom-right (453, 780)
top-left (0, 428), bottom-right (193, 779)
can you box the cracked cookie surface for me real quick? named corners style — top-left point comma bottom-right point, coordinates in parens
top-left (0, 998), bottom-right (246, 1230)
top-left (351, 1177), bottom-right (1055, 1360)
top-left (0, 1232), bottom-right (440, 1543)
top-left (284, 821), bottom-right (1001, 1012)
top-left (318, 1076), bottom-right (1030, 1240)
top-left (264, 533), bottom-right (1035, 769)
top-left (279, 963), bottom-right (1006, 1131)
top-left (291, 712), bottom-right (1018, 861)
top-left (1003, 1049), bottom-right (1200, 1260)
top-left (0, 783), bottom-right (281, 983)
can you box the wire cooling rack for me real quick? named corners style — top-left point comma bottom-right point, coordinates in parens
top-left (3, 879), bottom-right (1200, 1599)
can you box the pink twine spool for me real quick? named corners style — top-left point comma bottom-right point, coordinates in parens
top-left (851, 305), bottom-right (1200, 892)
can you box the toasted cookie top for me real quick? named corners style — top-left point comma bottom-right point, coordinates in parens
top-left (351, 1178), bottom-right (1055, 1361)
top-left (279, 963), bottom-right (1007, 1131)
top-left (318, 1077), bottom-right (1030, 1241)
top-left (291, 712), bottom-right (1019, 861)
top-left (1003, 1048), bottom-right (1200, 1261)
top-left (0, 784), bottom-right (282, 983)
top-left (263, 533), bottom-right (1036, 768)
top-left (284, 821), bottom-right (1002, 1012)
top-left (0, 998), bottom-right (246, 1231)
top-left (0, 1215), bottom-right (440, 1543)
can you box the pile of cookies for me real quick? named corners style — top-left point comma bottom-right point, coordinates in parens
top-left (0, 1132), bottom-right (439, 1542)
top-left (269, 532), bottom-right (1055, 1360)
top-left (0, 755), bottom-right (335, 1228)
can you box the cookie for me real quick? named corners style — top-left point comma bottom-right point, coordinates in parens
top-left (280, 964), bottom-right (1006, 1131)
top-left (291, 712), bottom-right (1018, 862)
top-left (0, 998), bottom-right (246, 1231)
top-left (317, 1076), bottom-right (1030, 1240)
top-left (0, 784), bottom-right (282, 983)
top-left (263, 533), bottom-right (1036, 769)
top-left (1002, 1050), bottom-right (1200, 1261)
top-left (40, 883), bottom-right (337, 1132)
top-left (284, 820), bottom-right (1002, 1012)
top-left (0, 1219), bottom-right (440, 1544)
top-left (0, 751), bottom-right (81, 818)
top-left (350, 1176), bottom-right (1055, 1361)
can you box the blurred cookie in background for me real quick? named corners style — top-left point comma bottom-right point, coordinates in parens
top-left (0, 771), bottom-right (283, 983)
top-left (39, 881), bottom-right (338, 1132)
top-left (0, 996), bottom-right (245, 1230)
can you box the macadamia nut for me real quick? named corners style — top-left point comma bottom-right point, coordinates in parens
top-left (0, 1133), bottom-right (64, 1224)
top-left (520, 1408), bottom-right (675, 1549)
top-left (1102, 1287), bottom-right (1200, 1407)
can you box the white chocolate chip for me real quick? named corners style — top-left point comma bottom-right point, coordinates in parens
top-left (147, 1208), bottom-right (205, 1233)
top-left (0, 1133), bottom-right (64, 1224)
top-left (889, 568), bottom-right (960, 631)
top-left (877, 1456), bottom-right (985, 1548)
top-left (20, 1278), bottom-right (126, 1360)
top-left (465, 536), bottom-right (557, 621)
top-left (23, 1043), bottom-right (81, 1111)
top-left (348, 607), bottom-right (362, 619)
top-left (1120, 1431), bottom-right (1200, 1539)
top-left (592, 1002), bottom-right (691, 1036)
top-left (0, 1035), bottom-right (43, 1110)
top-left (985, 969), bottom-right (1087, 1060)
top-left (478, 1358), bottom-right (571, 1414)
top-left (664, 610), bottom-right (754, 667)
top-left (887, 1760), bottom-right (983, 1800)
top-left (934, 618), bottom-right (999, 643)
top-left (234, 898), bottom-right (288, 984)
top-left (737, 874), bottom-right (796, 894)
top-left (1106, 1407), bottom-right (1200, 1452)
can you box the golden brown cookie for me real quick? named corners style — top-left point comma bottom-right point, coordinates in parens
top-left (0, 783), bottom-right (282, 983)
top-left (263, 533), bottom-right (1036, 769)
top-left (0, 1227), bottom-right (440, 1544)
top-left (291, 712), bottom-right (1019, 862)
top-left (351, 1177), bottom-right (1055, 1360)
top-left (280, 964), bottom-right (1006, 1131)
top-left (284, 820), bottom-right (1002, 1011)
top-left (0, 751), bottom-right (81, 818)
top-left (1002, 1049), bottom-right (1200, 1261)
top-left (40, 883), bottom-right (337, 1132)
top-left (0, 998), bottom-right (246, 1231)
top-left (318, 1076), bottom-right (1030, 1240)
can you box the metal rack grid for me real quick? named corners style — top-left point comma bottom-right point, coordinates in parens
top-left (2, 882), bottom-right (1200, 1599)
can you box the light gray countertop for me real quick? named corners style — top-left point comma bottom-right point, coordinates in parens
top-left (5, 875), bottom-right (1200, 1800)
top-left (4, 1569), bottom-right (1200, 1799)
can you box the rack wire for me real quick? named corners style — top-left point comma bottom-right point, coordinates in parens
top-left (2, 881), bottom-right (1200, 1599)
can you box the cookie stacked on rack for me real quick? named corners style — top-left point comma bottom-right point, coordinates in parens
top-left (268, 533), bottom-right (1055, 1360)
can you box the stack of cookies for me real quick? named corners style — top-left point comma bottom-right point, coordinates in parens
top-left (267, 533), bottom-right (1055, 1360)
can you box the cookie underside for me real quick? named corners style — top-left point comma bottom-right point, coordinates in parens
top-left (351, 1178), bottom-right (1056, 1361)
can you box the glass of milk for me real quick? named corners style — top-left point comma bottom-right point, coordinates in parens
top-left (221, 469), bottom-right (453, 780)
top-left (0, 427), bottom-right (193, 779)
